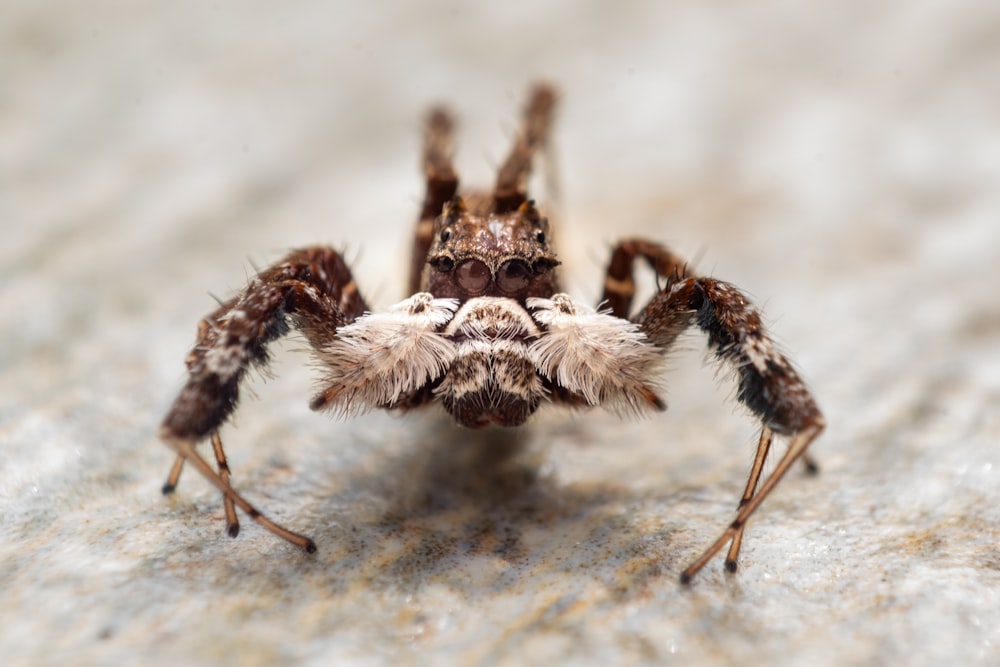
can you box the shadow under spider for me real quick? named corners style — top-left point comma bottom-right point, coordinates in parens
top-left (389, 424), bottom-right (550, 515)
top-left (296, 416), bottom-right (673, 590)
top-left (188, 417), bottom-right (688, 602)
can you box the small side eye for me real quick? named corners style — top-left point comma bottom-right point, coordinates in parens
top-left (533, 258), bottom-right (560, 273)
top-left (440, 228), bottom-right (452, 242)
top-left (432, 255), bottom-right (455, 272)
top-left (535, 230), bottom-right (546, 243)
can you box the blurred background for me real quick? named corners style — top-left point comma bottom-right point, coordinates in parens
top-left (2, 2), bottom-right (998, 666)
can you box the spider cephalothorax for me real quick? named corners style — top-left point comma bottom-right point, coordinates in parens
top-left (159, 83), bottom-right (825, 583)
top-left (424, 197), bottom-right (559, 302)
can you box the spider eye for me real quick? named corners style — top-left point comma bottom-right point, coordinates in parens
top-left (456, 259), bottom-right (491, 294)
top-left (432, 255), bottom-right (455, 272)
top-left (497, 260), bottom-right (531, 293)
top-left (440, 228), bottom-right (452, 242)
top-left (535, 230), bottom-right (546, 243)
top-left (532, 258), bottom-right (559, 274)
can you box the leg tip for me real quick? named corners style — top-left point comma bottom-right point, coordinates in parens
top-left (305, 540), bottom-right (318, 554)
top-left (161, 483), bottom-right (176, 495)
top-left (679, 571), bottom-right (693, 585)
top-left (724, 559), bottom-right (738, 573)
top-left (227, 523), bottom-right (240, 538)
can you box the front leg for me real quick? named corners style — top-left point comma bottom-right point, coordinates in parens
top-left (160, 246), bottom-right (367, 550)
top-left (493, 83), bottom-right (557, 213)
top-left (409, 108), bottom-right (459, 294)
top-left (634, 265), bottom-right (825, 582)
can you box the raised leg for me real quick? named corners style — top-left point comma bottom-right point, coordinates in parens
top-left (409, 108), bottom-right (459, 294)
top-left (631, 267), bottom-right (824, 582)
top-left (494, 84), bottom-right (557, 213)
top-left (160, 246), bottom-right (367, 550)
top-left (600, 239), bottom-right (693, 319)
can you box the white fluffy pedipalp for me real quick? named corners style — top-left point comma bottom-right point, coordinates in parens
top-left (528, 294), bottom-right (666, 416)
top-left (315, 293), bottom-right (458, 415)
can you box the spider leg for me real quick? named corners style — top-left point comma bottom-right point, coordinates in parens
top-left (600, 239), bottom-right (693, 319)
top-left (160, 246), bottom-right (367, 550)
top-left (409, 107), bottom-right (459, 294)
top-left (678, 423), bottom-right (823, 583)
top-left (717, 425), bottom-right (818, 568)
top-left (631, 270), bottom-right (824, 582)
top-left (161, 432), bottom-right (239, 537)
top-left (210, 432), bottom-right (239, 537)
top-left (725, 426), bottom-right (773, 569)
top-left (162, 454), bottom-right (184, 494)
top-left (494, 83), bottom-right (557, 213)
top-left (161, 433), bottom-right (317, 552)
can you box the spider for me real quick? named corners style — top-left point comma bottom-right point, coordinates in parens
top-left (159, 83), bottom-right (825, 583)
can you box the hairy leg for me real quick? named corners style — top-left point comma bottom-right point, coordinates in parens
top-left (160, 246), bottom-right (367, 549)
top-left (634, 273), bottom-right (824, 582)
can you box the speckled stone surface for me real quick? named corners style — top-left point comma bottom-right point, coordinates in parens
top-left (2, 2), bottom-right (999, 666)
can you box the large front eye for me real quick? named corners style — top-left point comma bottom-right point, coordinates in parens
top-left (456, 259), bottom-right (491, 293)
top-left (497, 260), bottom-right (531, 293)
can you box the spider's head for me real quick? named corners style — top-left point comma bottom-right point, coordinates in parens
top-left (425, 196), bottom-right (560, 300)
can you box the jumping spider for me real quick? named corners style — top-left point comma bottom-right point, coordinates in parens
top-left (159, 83), bottom-right (825, 583)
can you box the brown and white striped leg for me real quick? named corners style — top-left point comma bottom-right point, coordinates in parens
top-left (409, 107), bottom-right (459, 294)
top-left (493, 83), bottom-right (557, 213)
top-left (160, 246), bottom-right (367, 551)
top-left (600, 239), bottom-right (693, 319)
top-left (634, 274), bottom-right (825, 582)
top-left (604, 239), bottom-right (820, 470)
